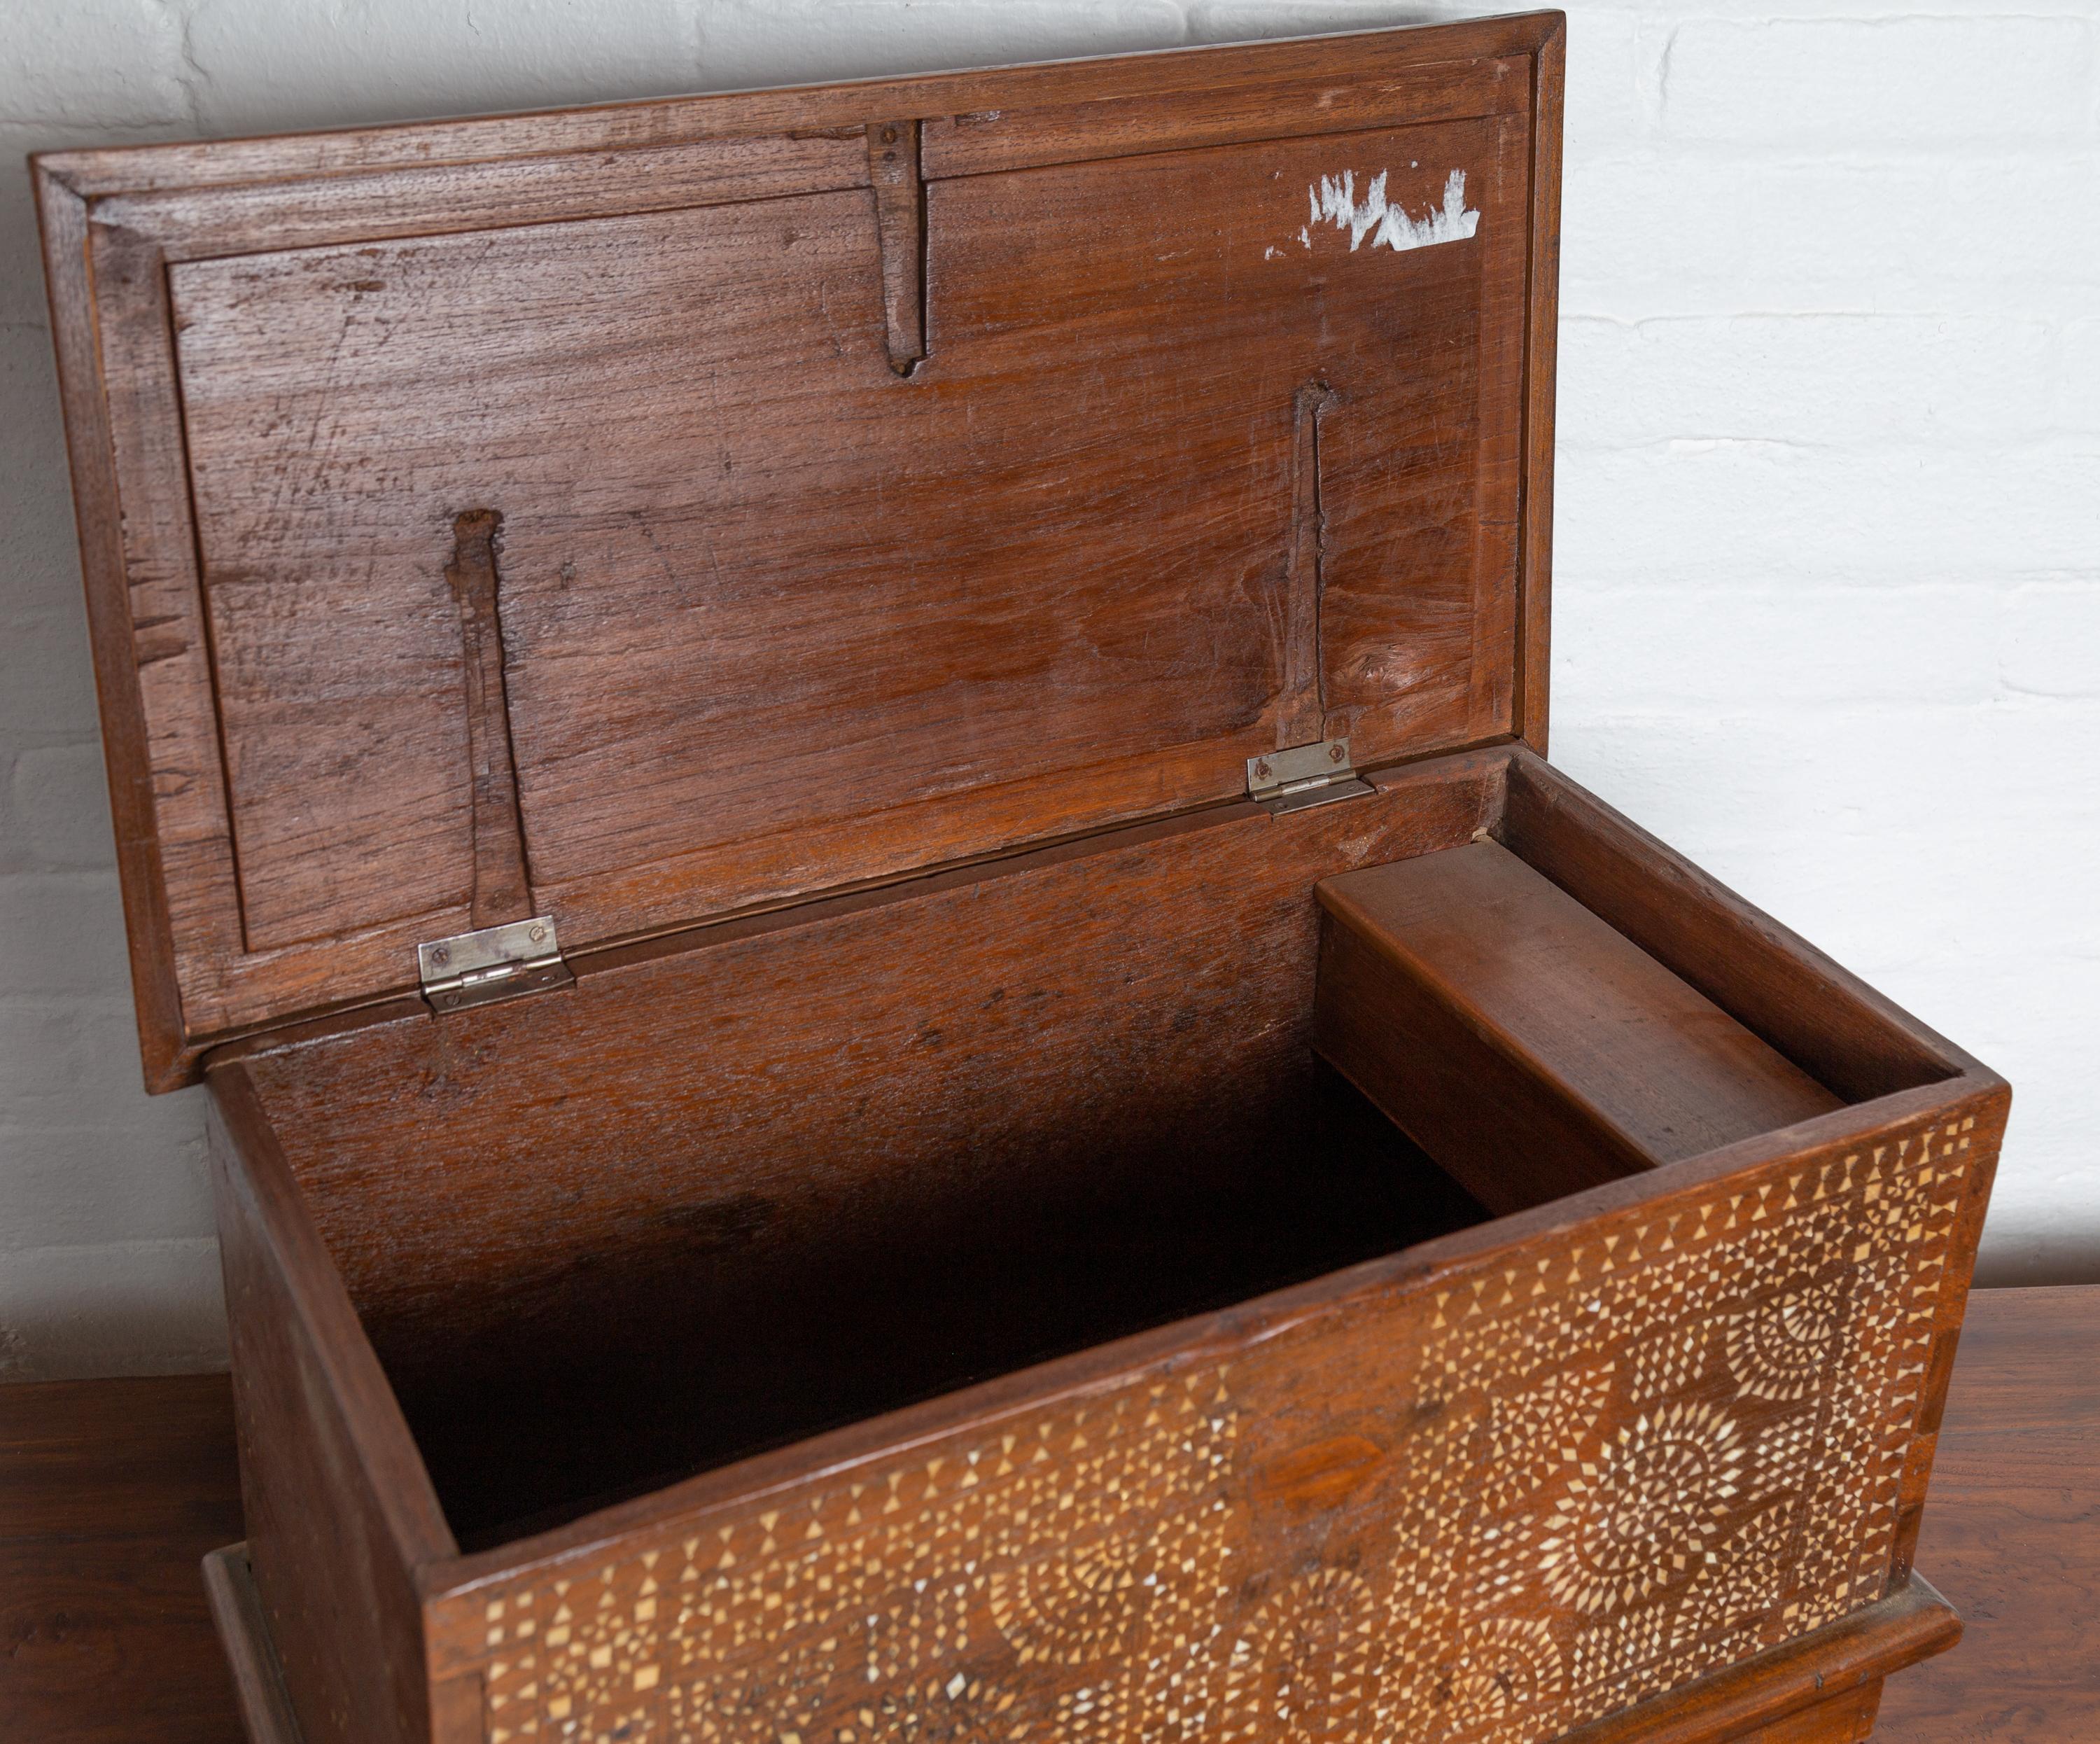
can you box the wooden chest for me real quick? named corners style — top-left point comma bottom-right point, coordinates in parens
top-left (35, 15), bottom-right (2005, 1744)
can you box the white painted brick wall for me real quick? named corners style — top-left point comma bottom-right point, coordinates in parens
top-left (2, 0), bottom-right (2094, 1379)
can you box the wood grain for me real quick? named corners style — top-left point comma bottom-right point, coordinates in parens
top-left (1500, 751), bottom-right (1961, 1105)
top-left (918, 53), bottom-right (1525, 179)
top-left (31, 19), bottom-right (2020, 1744)
top-left (166, 118), bottom-right (1524, 981)
top-left (29, 176), bottom-right (192, 1091)
top-left (0, 1375), bottom-right (243, 1744)
top-left (1553, 1575), bottom-right (1958, 1744)
top-left (10, 1290), bottom-right (2085, 1744)
top-left (442, 510), bottom-right (533, 930)
top-left (1876, 1285), bottom-right (2100, 1743)
top-left (1736, 1686), bottom-right (1881, 1744)
top-left (207, 1069), bottom-right (454, 1744)
top-left (37, 19), bottom-right (1559, 198)
top-left (1517, 22), bottom-right (1564, 755)
top-left (93, 133), bottom-right (873, 263)
top-left (37, 16), bottom-right (1563, 1083)
top-left (408, 1087), bottom-right (2001, 1744)
top-left (201, 1547), bottom-right (302, 1744)
top-left (1278, 377), bottom-right (1334, 748)
top-left (866, 120), bottom-right (925, 374)
top-left (1314, 838), bottom-right (1842, 1213)
top-left (78, 214), bottom-right (251, 1052)
top-left (217, 752), bottom-right (1999, 1613)
top-left (230, 758), bottom-right (1504, 1540)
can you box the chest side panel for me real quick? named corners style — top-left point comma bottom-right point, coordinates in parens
top-left (426, 1099), bottom-right (1998, 1744)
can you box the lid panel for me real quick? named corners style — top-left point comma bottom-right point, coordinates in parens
top-left (38, 14), bottom-right (1565, 1081)
top-left (1294, 115), bottom-right (1530, 748)
top-left (167, 116), bottom-right (1527, 958)
top-left (172, 188), bottom-right (900, 954)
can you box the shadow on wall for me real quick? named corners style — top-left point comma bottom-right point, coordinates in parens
top-left (1974, 1234), bottom-right (2100, 1291)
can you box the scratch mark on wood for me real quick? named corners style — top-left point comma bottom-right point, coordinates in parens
top-left (1306, 168), bottom-right (1480, 253)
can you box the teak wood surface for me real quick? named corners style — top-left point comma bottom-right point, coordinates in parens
top-left (1316, 837), bottom-right (1844, 1212)
top-left (195, 744), bottom-right (2005, 1744)
top-left (9, 1288), bottom-right (2094, 1744)
top-left (30, 15), bottom-right (2017, 1744)
top-left (0, 1375), bottom-right (245, 1744)
top-left (36, 12), bottom-right (1564, 1088)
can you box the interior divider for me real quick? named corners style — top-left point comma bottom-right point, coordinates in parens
top-left (1313, 836), bottom-right (1844, 1216)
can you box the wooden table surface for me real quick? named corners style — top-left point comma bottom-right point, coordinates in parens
top-left (1, 1285), bottom-right (2093, 1743)
top-left (1875, 1284), bottom-right (2100, 1741)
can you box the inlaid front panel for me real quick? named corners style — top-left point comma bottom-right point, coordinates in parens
top-left (430, 1108), bottom-right (1991, 1744)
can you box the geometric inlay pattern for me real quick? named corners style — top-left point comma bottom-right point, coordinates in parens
top-left (454, 1114), bottom-right (1983, 1744)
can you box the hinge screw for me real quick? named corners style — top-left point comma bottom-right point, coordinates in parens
top-left (528, 923), bottom-right (547, 943)
top-left (1330, 744), bottom-right (1345, 762)
top-left (431, 945), bottom-right (450, 965)
top-left (1254, 760), bottom-right (1272, 779)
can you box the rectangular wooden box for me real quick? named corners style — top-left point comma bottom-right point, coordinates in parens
top-left (35, 15), bottom-right (2003, 1744)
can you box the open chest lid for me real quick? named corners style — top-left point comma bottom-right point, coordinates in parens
top-left (36, 13), bottom-right (1565, 1089)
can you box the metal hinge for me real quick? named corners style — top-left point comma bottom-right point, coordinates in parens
top-left (1246, 737), bottom-right (1374, 814)
top-left (418, 916), bottom-right (574, 1013)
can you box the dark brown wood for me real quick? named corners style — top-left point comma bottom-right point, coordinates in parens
top-left (8, 1289), bottom-right (2082, 1744)
top-left (1517, 21), bottom-right (1564, 755)
top-left (1730, 1684), bottom-right (1880, 1744)
top-left (1317, 846), bottom-right (1646, 1213)
top-left (1884, 1062), bottom-right (2001, 1596)
top-left (228, 757), bottom-right (1503, 1540)
top-left (31, 181), bottom-right (198, 1093)
top-left (206, 1068), bottom-right (453, 1744)
top-left (1501, 751), bottom-right (1961, 1105)
top-left (0, 1374), bottom-right (244, 1744)
top-left (1555, 1575), bottom-right (1958, 1744)
top-left (405, 1076), bottom-right (2001, 1742)
top-left (442, 511), bottom-right (533, 931)
top-left (160, 116), bottom-right (1526, 1019)
top-left (41, 18), bottom-right (1557, 200)
top-left (202, 1547), bottom-right (303, 1744)
top-left (1314, 838), bottom-right (1843, 1213)
top-left (1877, 1285), bottom-right (2100, 1743)
top-left (919, 50), bottom-right (1527, 180)
top-left (37, 15), bottom-right (1562, 1084)
top-left (866, 120), bottom-right (926, 375)
top-left (1278, 378), bottom-right (1334, 747)
top-left (203, 744), bottom-right (2001, 1744)
top-left (92, 134), bottom-right (873, 265)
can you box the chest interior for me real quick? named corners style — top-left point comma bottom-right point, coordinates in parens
top-left (229, 748), bottom-right (1946, 1553)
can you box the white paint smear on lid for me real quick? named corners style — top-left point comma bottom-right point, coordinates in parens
top-left (1302, 168), bottom-right (1479, 254)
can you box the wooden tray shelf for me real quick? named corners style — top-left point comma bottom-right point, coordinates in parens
top-left (1317, 837), bottom-right (1849, 1217)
